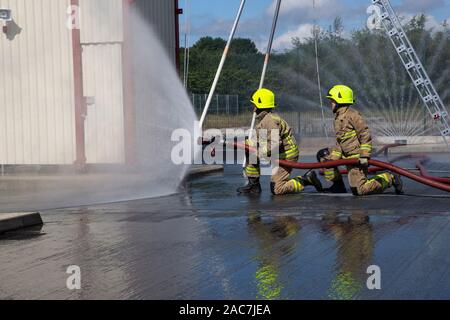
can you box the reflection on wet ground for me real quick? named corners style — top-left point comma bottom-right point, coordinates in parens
top-left (1, 157), bottom-right (450, 299)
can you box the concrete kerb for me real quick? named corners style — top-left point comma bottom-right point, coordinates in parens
top-left (0, 212), bottom-right (43, 234)
top-left (187, 165), bottom-right (224, 179)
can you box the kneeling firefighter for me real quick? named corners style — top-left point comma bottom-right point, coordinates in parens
top-left (237, 88), bottom-right (323, 195)
top-left (324, 85), bottom-right (403, 196)
top-left (317, 148), bottom-right (347, 194)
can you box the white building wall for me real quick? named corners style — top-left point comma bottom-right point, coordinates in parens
top-left (80, 0), bottom-right (125, 164)
top-left (0, 0), bottom-right (75, 164)
top-left (0, 0), bottom-right (177, 165)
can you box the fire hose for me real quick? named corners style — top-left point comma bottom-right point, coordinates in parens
top-left (388, 154), bottom-right (450, 185)
top-left (232, 142), bottom-right (450, 193)
top-left (416, 161), bottom-right (450, 185)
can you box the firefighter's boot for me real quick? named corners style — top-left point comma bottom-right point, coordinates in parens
top-left (301, 171), bottom-right (323, 192)
top-left (324, 178), bottom-right (347, 193)
top-left (237, 177), bottom-right (262, 194)
top-left (392, 173), bottom-right (404, 195)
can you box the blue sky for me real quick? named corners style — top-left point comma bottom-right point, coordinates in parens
top-left (180, 0), bottom-right (450, 51)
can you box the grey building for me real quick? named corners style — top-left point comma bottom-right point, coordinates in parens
top-left (0, 0), bottom-right (180, 166)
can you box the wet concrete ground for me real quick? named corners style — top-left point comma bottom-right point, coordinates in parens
top-left (1, 156), bottom-right (450, 300)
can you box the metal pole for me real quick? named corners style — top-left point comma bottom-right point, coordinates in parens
top-left (175, 0), bottom-right (182, 73)
top-left (313, 0), bottom-right (328, 139)
top-left (244, 0), bottom-right (282, 168)
top-left (183, 0), bottom-right (190, 88)
top-left (247, 0), bottom-right (282, 139)
top-left (198, 0), bottom-right (246, 130)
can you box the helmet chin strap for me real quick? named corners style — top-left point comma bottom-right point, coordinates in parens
top-left (330, 100), bottom-right (339, 113)
top-left (331, 100), bottom-right (350, 113)
top-left (255, 108), bottom-right (270, 115)
top-left (332, 105), bottom-right (340, 113)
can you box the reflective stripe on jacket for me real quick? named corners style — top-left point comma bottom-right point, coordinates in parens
top-left (251, 111), bottom-right (299, 160)
top-left (329, 107), bottom-right (372, 160)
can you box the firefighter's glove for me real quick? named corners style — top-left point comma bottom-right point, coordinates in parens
top-left (359, 157), bottom-right (369, 168)
top-left (245, 139), bottom-right (255, 147)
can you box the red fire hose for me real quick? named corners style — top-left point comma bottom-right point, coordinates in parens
top-left (388, 154), bottom-right (450, 185)
top-left (339, 153), bottom-right (428, 175)
top-left (341, 154), bottom-right (450, 185)
top-left (416, 161), bottom-right (450, 185)
top-left (233, 142), bottom-right (450, 193)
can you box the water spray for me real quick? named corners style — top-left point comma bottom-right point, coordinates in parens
top-left (372, 142), bottom-right (407, 157)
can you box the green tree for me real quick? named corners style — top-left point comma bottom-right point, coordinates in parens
top-left (180, 15), bottom-right (450, 113)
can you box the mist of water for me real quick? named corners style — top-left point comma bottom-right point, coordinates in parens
top-left (0, 8), bottom-right (198, 213)
top-left (278, 30), bottom-right (448, 143)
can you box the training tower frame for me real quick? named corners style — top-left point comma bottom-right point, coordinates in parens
top-left (373, 0), bottom-right (450, 150)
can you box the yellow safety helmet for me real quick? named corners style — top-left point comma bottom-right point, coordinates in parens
top-left (326, 85), bottom-right (355, 105)
top-left (251, 88), bottom-right (276, 109)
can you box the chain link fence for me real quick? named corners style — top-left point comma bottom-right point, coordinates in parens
top-left (192, 93), bottom-right (450, 139)
top-left (191, 93), bottom-right (332, 136)
top-left (191, 93), bottom-right (241, 116)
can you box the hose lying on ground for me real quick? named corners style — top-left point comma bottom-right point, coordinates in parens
top-left (416, 161), bottom-right (450, 185)
top-left (232, 142), bottom-right (450, 193)
top-left (341, 154), bottom-right (450, 185)
top-left (388, 154), bottom-right (450, 185)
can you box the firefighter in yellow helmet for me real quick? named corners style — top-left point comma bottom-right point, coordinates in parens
top-left (324, 85), bottom-right (403, 196)
top-left (237, 88), bottom-right (323, 194)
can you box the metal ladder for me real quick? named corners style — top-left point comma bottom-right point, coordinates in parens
top-left (373, 0), bottom-right (450, 150)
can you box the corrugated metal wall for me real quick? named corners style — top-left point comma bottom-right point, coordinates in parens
top-left (0, 0), bottom-right (177, 165)
top-left (134, 0), bottom-right (177, 64)
top-left (80, 0), bottom-right (125, 164)
top-left (0, 0), bottom-right (75, 164)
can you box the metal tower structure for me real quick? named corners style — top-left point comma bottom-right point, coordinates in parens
top-left (373, 0), bottom-right (450, 150)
